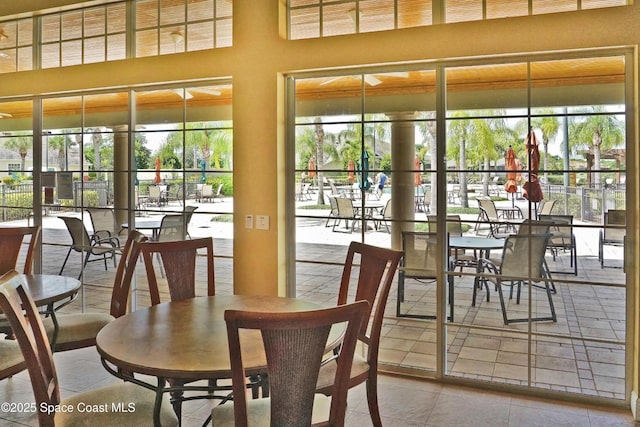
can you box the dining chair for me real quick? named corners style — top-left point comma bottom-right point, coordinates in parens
top-left (0, 270), bottom-right (178, 427)
top-left (58, 216), bottom-right (119, 279)
top-left (139, 236), bottom-right (214, 305)
top-left (0, 226), bottom-right (40, 275)
top-left (44, 230), bottom-right (147, 352)
top-left (476, 233), bottom-right (556, 324)
top-left (211, 300), bottom-right (369, 427)
top-left (316, 241), bottom-right (402, 427)
top-left (139, 236), bottom-right (219, 419)
top-left (599, 209), bottom-right (625, 268)
top-left (0, 339), bottom-right (26, 381)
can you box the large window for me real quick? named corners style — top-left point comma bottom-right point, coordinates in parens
top-left (288, 0), bottom-right (629, 39)
top-left (0, 81), bottom-right (233, 305)
top-left (291, 52), bottom-right (629, 401)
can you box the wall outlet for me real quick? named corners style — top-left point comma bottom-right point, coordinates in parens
top-left (256, 215), bottom-right (270, 230)
top-left (245, 214), bottom-right (254, 229)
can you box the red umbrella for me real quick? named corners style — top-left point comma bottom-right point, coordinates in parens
top-left (347, 159), bottom-right (355, 184)
top-left (414, 156), bottom-right (422, 186)
top-left (308, 158), bottom-right (316, 178)
top-left (523, 129), bottom-right (543, 203)
top-left (153, 157), bottom-right (162, 184)
top-left (504, 146), bottom-right (518, 206)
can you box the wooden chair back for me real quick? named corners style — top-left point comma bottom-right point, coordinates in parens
top-left (224, 301), bottom-right (369, 427)
top-left (0, 226), bottom-right (40, 275)
top-left (339, 242), bottom-right (402, 361)
top-left (0, 271), bottom-right (60, 426)
top-left (139, 237), bottom-right (214, 305)
top-left (110, 230), bottom-right (147, 318)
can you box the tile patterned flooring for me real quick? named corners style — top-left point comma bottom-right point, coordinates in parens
top-left (1, 219), bottom-right (633, 425)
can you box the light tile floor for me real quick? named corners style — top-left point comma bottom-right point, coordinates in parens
top-left (0, 346), bottom-right (635, 426)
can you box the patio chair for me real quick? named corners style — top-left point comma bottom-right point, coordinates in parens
top-left (86, 208), bottom-right (123, 248)
top-left (44, 231), bottom-right (147, 352)
top-left (325, 196), bottom-right (339, 228)
top-left (0, 270), bottom-right (178, 427)
top-left (536, 199), bottom-right (556, 219)
top-left (538, 214), bottom-right (578, 275)
top-left (332, 197), bottom-right (359, 233)
top-left (476, 233), bottom-right (556, 324)
top-left (148, 185), bottom-right (166, 206)
top-left (475, 197), bottom-right (509, 238)
top-left (213, 183), bottom-right (224, 202)
top-left (599, 209), bottom-right (625, 268)
top-left (373, 198), bottom-right (392, 232)
top-left (315, 242), bottom-right (402, 427)
top-left (428, 215), bottom-right (477, 271)
top-left (397, 231), bottom-right (455, 320)
top-left (198, 184), bottom-right (214, 202)
top-left (212, 301), bottom-right (368, 427)
top-left (58, 216), bottom-right (119, 279)
top-left (0, 226), bottom-right (40, 275)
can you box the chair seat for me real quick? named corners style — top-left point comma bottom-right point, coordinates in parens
top-left (43, 313), bottom-right (114, 345)
top-left (57, 382), bottom-right (178, 427)
top-left (0, 339), bottom-right (24, 371)
top-left (211, 393), bottom-right (331, 426)
top-left (316, 353), bottom-right (369, 391)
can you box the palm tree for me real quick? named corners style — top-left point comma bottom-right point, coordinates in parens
top-left (447, 112), bottom-right (471, 208)
top-left (3, 132), bottom-right (32, 171)
top-left (531, 112), bottom-right (560, 182)
top-left (47, 133), bottom-right (77, 171)
top-left (416, 112), bottom-right (437, 208)
top-left (569, 106), bottom-right (624, 186)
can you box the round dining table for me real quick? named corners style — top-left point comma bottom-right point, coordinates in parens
top-left (96, 294), bottom-right (342, 424)
top-left (22, 274), bottom-right (81, 307)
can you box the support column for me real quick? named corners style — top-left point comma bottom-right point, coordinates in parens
top-left (387, 112), bottom-right (418, 250)
top-left (112, 126), bottom-right (130, 226)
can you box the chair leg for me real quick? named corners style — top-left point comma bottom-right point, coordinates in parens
top-left (59, 247), bottom-right (74, 275)
top-left (366, 375), bottom-right (383, 427)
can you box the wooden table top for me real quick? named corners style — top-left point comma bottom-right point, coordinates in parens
top-left (22, 274), bottom-right (81, 307)
top-left (96, 295), bottom-right (340, 381)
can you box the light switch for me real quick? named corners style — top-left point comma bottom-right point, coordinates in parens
top-left (245, 215), bottom-right (254, 229)
top-left (256, 215), bottom-right (270, 230)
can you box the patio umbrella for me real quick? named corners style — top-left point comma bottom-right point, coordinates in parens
top-left (308, 157), bottom-right (316, 178)
top-left (200, 159), bottom-right (207, 182)
top-left (359, 151), bottom-right (371, 191)
top-left (152, 157), bottom-right (162, 184)
top-left (504, 145), bottom-right (518, 207)
top-left (523, 129), bottom-right (544, 207)
top-left (347, 159), bottom-right (355, 184)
